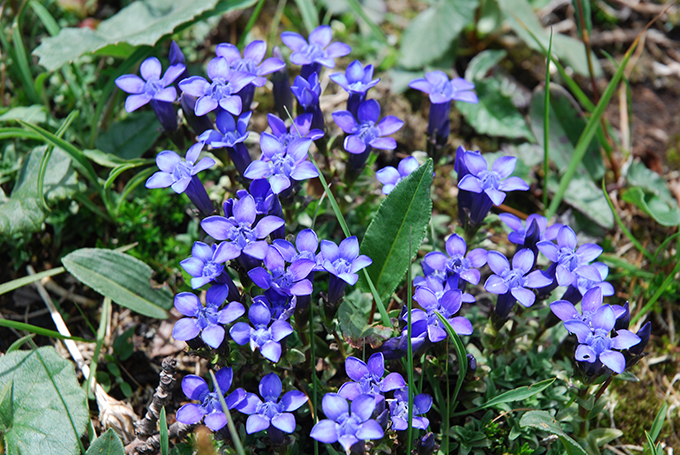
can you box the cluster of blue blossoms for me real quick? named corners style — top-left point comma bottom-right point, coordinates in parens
top-left (120, 24), bottom-right (651, 452)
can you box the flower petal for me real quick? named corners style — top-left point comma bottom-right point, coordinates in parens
top-left (281, 390), bottom-right (307, 412)
top-left (272, 413), bottom-right (296, 433)
top-left (259, 372), bottom-right (282, 402)
top-left (182, 375), bottom-right (209, 401)
top-left (322, 393), bottom-right (348, 420)
top-left (246, 414), bottom-right (270, 434)
top-left (310, 419), bottom-right (339, 443)
top-left (176, 403), bottom-right (204, 425)
top-left (172, 318), bottom-right (200, 341)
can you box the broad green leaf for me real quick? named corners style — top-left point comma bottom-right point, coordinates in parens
top-left (465, 49), bottom-right (507, 81)
top-left (0, 146), bottom-right (77, 236)
top-left (622, 187), bottom-right (680, 227)
top-left (358, 159), bottom-right (434, 304)
top-left (84, 149), bottom-right (132, 168)
top-left (453, 378), bottom-right (555, 415)
top-left (626, 161), bottom-right (675, 207)
top-left (456, 79), bottom-right (534, 141)
top-left (96, 111), bottom-right (162, 160)
top-left (585, 428), bottom-right (623, 452)
top-left (497, 0), bottom-right (601, 77)
top-left (399, 0), bottom-right (478, 69)
top-left (0, 105), bottom-right (47, 124)
top-left (0, 347), bottom-right (89, 455)
top-left (529, 85), bottom-right (605, 181)
top-left (85, 429), bottom-right (125, 455)
top-left (338, 292), bottom-right (370, 342)
top-left (62, 248), bottom-right (172, 319)
top-left (33, 0), bottom-right (254, 71)
top-left (0, 380), bottom-right (12, 432)
top-left (520, 410), bottom-right (588, 455)
top-left (548, 174), bottom-right (614, 228)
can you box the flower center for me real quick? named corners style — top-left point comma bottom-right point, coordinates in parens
top-left (206, 79), bottom-right (232, 100)
top-left (433, 79), bottom-right (452, 97)
top-left (272, 153), bottom-right (296, 177)
top-left (196, 305), bottom-right (219, 329)
top-left (144, 79), bottom-right (163, 97)
top-left (336, 413), bottom-right (361, 437)
top-left (229, 222), bottom-right (257, 249)
top-left (586, 328), bottom-right (612, 355)
top-left (391, 400), bottom-right (409, 419)
top-left (358, 375), bottom-right (382, 395)
top-left (502, 269), bottom-right (525, 290)
top-left (557, 248), bottom-right (579, 270)
top-left (255, 400), bottom-right (283, 420)
top-left (301, 43), bottom-right (325, 62)
top-left (332, 258), bottom-right (352, 275)
top-left (446, 255), bottom-right (469, 275)
top-left (201, 392), bottom-right (220, 414)
top-left (252, 327), bottom-right (272, 345)
top-left (478, 170), bottom-right (501, 191)
top-left (172, 161), bottom-right (193, 181)
top-left (273, 268), bottom-right (296, 291)
top-left (202, 261), bottom-right (223, 279)
top-left (233, 59), bottom-right (257, 75)
top-left (357, 121), bottom-right (379, 144)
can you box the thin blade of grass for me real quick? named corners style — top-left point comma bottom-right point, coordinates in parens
top-left (601, 180), bottom-right (654, 262)
top-left (653, 232), bottom-right (680, 264)
top-left (406, 226), bottom-right (414, 450)
top-left (434, 312), bottom-right (467, 412)
top-left (631, 259), bottom-right (680, 325)
top-left (159, 407), bottom-right (169, 455)
top-left (0, 319), bottom-right (90, 342)
top-left (6, 334), bottom-right (36, 353)
top-left (0, 127), bottom-right (42, 140)
top-left (309, 286), bottom-right (319, 455)
top-left (344, 0), bottom-right (387, 44)
top-left (38, 110), bottom-right (79, 211)
top-left (209, 370), bottom-right (245, 455)
top-left (86, 297), bottom-right (110, 399)
top-left (649, 402), bottom-right (668, 443)
top-left (543, 29), bottom-right (553, 211)
top-left (238, 0), bottom-right (267, 49)
top-left (293, 0), bottom-right (319, 34)
top-left (0, 267), bottom-right (65, 295)
top-left (12, 8), bottom-right (40, 104)
top-left (546, 41), bottom-right (638, 219)
top-left (29, 1), bottom-right (60, 35)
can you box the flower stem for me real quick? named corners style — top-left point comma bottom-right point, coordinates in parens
top-left (209, 370), bottom-right (245, 455)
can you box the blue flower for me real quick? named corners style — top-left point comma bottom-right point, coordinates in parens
top-left (423, 233), bottom-right (487, 289)
top-left (411, 287), bottom-right (473, 342)
top-left (560, 303), bottom-right (641, 374)
top-left (243, 133), bottom-right (318, 194)
top-left (236, 372), bottom-right (307, 440)
top-left (179, 57), bottom-right (255, 116)
top-left (291, 73), bottom-right (324, 130)
top-left (198, 110), bottom-right (252, 175)
top-left (180, 241), bottom-right (239, 289)
top-left (537, 225), bottom-right (603, 287)
top-left (248, 246), bottom-right (316, 296)
top-left (115, 57), bottom-right (185, 112)
top-left (281, 25), bottom-right (351, 78)
top-left (310, 393), bottom-right (384, 452)
top-left (229, 300), bottom-right (293, 362)
top-left (484, 249), bottom-right (553, 317)
top-left (268, 113), bottom-right (324, 146)
top-left (175, 368), bottom-right (245, 431)
top-left (388, 387), bottom-right (432, 431)
top-left (172, 286), bottom-right (244, 348)
top-left (338, 352), bottom-right (406, 402)
top-left (201, 194), bottom-right (285, 261)
top-left (257, 290), bottom-right (296, 321)
top-left (319, 236), bottom-right (372, 303)
top-left (560, 262), bottom-right (615, 305)
top-left (458, 154), bottom-right (530, 206)
top-left (330, 60), bottom-right (380, 116)
top-left (332, 100), bottom-right (404, 155)
top-left (146, 143), bottom-right (215, 194)
top-left (272, 228), bottom-right (324, 271)
top-left (376, 156), bottom-right (420, 195)
top-left (550, 287), bottom-right (628, 329)
top-left (215, 40), bottom-right (285, 87)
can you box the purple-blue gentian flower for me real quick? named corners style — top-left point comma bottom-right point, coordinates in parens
top-left (235, 372), bottom-right (306, 442)
top-left (215, 40), bottom-right (285, 109)
top-left (381, 319), bottom-right (430, 360)
top-left (229, 300), bottom-right (293, 363)
top-left (310, 393), bottom-right (384, 452)
top-left (629, 322), bottom-right (651, 356)
top-left (458, 154), bottom-right (530, 207)
top-left (281, 25), bottom-right (351, 78)
top-left (272, 228), bottom-right (324, 271)
top-left (333, 100), bottom-right (404, 169)
top-left (423, 233), bottom-right (487, 290)
top-left (550, 287), bottom-right (628, 330)
top-left (257, 290), bottom-right (296, 321)
top-left (320, 236), bottom-right (373, 304)
top-left (330, 60), bottom-right (380, 116)
top-left (201, 194), bottom-right (285, 261)
top-left (268, 113), bottom-right (324, 146)
top-left (409, 71), bottom-right (477, 148)
top-left (388, 387), bottom-right (432, 431)
top-left (243, 134), bottom-right (318, 194)
top-left (291, 73), bottom-right (324, 130)
top-left (375, 156), bottom-right (420, 195)
top-left (484, 249), bottom-right (553, 318)
top-left (115, 57), bottom-right (185, 113)
top-left (561, 304), bottom-right (641, 374)
top-left (180, 241), bottom-right (239, 289)
top-left (411, 287), bottom-right (473, 342)
top-left (178, 57), bottom-right (255, 116)
top-left (537, 225), bottom-right (603, 287)
top-left (145, 143), bottom-right (215, 193)
top-left (337, 352), bottom-right (406, 402)
top-left (198, 110), bottom-right (252, 176)
top-left (414, 275), bottom-right (476, 305)
top-left (176, 368), bottom-right (245, 431)
top-left (172, 286), bottom-right (245, 348)
top-left (499, 213), bottom-right (562, 267)
top-left (560, 262), bottom-right (615, 305)
top-left (248, 246), bottom-right (316, 296)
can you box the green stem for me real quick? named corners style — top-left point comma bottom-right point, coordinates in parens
top-left (209, 370), bottom-right (245, 455)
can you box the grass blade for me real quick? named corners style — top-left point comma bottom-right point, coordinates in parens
top-left (38, 110), bottom-right (79, 210)
top-left (406, 226), bottom-right (414, 450)
top-left (344, 0), bottom-right (387, 44)
top-left (0, 267), bottom-right (65, 295)
top-left (159, 407), bottom-right (169, 455)
top-left (86, 297), bottom-right (110, 399)
top-left (451, 378), bottom-right (555, 416)
top-left (293, 0), bottom-right (319, 34)
top-left (0, 319), bottom-right (91, 342)
top-left (631, 259), bottom-right (680, 325)
top-left (543, 29), bottom-right (553, 211)
top-left (210, 370), bottom-right (245, 455)
top-left (434, 312), bottom-right (467, 411)
top-left (238, 0), bottom-right (267, 49)
top-left (649, 402), bottom-right (668, 443)
top-left (12, 9), bottom-right (40, 104)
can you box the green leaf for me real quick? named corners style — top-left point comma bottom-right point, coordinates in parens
top-left (456, 79), bottom-right (534, 141)
top-left (453, 378), bottom-right (555, 416)
top-left (0, 380), bottom-right (13, 432)
top-left (33, 0), bottom-right (224, 71)
top-left (85, 429), bottom-right (125, 455)
top-left (293, 0), bottom-right (319, 34)
top-left (520, 410), bottom-right (587, 455)
top-left (0, 105), bottom-right (47, 124)
top-left (586, 428), bottom-right (623, 451)
top-left (497, 0), bottom-right (601, 77)
top-left (338, 294), bottom-right (370, 342)
top-left (0, 347), bottom-right (89, 455)
top-left (648, 403), bottom-right (668, 447)
top-left (358, 159), bottom-right (434, 304)
top-left (622, 187), bottom-right (680, 227)
top-left (62, 248), bottom-right (172, 319)
top-left (160, 407), bottom-right (169, 455)
top-left (548, 174), bottom-right (614, 228)
top-left (0, 147), bottom-right (77, 236)
top-left (627, 161), bottom-right (675, 206)
top-left (464, 49), bottom-right (507, 81)
top-left (399, 0), bottom-right (478, 69)
top-left (529, 84), bottom-right (605, 181)
top-left (96, 111), bottom-right (162, 160)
